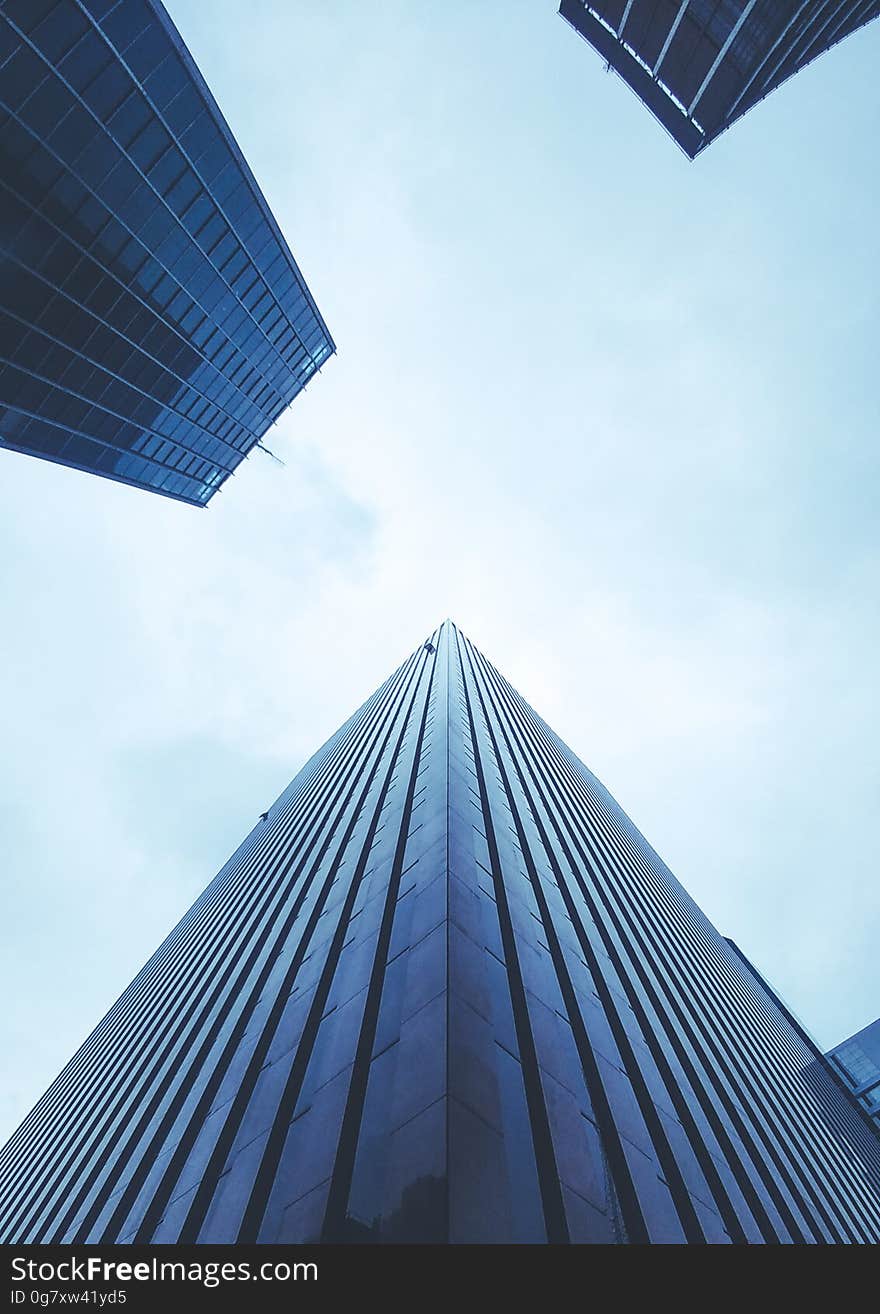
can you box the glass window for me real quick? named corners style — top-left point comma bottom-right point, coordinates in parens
top-left (165, 289), bottom-right (190, 321)
top-left (81, 0), bottom-right (122, 25)
top-left (75, 132), bottom-right (117, 191)
top-left (19, 75), bottom-right (69, 139)
top-left (195, 212), bottom-right (225, 253)
top-left (4, 0), bottom-right (56, 36)
top-left (74, 189), bottom-right (107, 236)
top-left (81, 58), bottom-right (131, 121)
top-left (95, 213), bottom-right (129, 258)
top-left (168, 242), bottom-right (200, 285)
top-left (154, 227), bottom-right (187, 271)
top-left (150, 271), bottom-right (176, 308)
top-left (47, 102), bottom-right (94, 161)
top-left (186, 262), bottom-right (214, 300)
top-left (123, 23), bottom-right (169, 83)
top-left (166, 169), bottom-right (200, 217)
top-left (144, 52), bottom-right (188, 112)
top-left (222, 180), bottom-right (251, 223)
top-left (148, 143), bottom-right (186, 193)
top-left (100, 0), bottom-right (152, 53)
top-left (181, 193), bottom-right (213, 237)
top-left (114, 178), bottom-right (152, 230)
top-left (25, 420), bottom-right (65, 456)
top-left (100, 157), bottom-right (140, 208)
top-left (163, 84), bottom-right (202, 136)
top-left (21, 142), bottom-right (64, 201)
top-left (138, 204), bottom-right (173, 248)
top-left (2, 43), bottom-right (47, 107)
top-left (32, 3), bottom-right (89, 62)
top-left (106, 88), bottom-right (150, 148)
top-left (211, 159), bottom-right (239, 204)
top-left (193, 135), bottom-right (230, 185)
top-left (86, 278), bottom-right (119, 318)
top-left (59, 30), bottom-right (111, 94)
top-left (62, 432), bottom-right (105, 466)
top-left (128, 117), bottom-right (171, 172)
top-left (9, 208), bottom-right (51, 260)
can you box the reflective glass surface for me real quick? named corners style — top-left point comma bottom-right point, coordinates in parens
top-left (828, 1021), bottom-right (880, 1127)
top-left (1, 623), bottom-right (879, 1243)
top-left (0, 0), bottom-right (333, 505)
top-left (560, 1), bottom-right (880, 157)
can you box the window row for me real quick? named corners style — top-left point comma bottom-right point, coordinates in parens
top-left (1, 406), bottom-right (226, 505)
top-left (3, 54), bottom-right (327, 366)
top-left (0, 340), bottom-right (254, 465)
top-left (2, 219), bottom-right (297, 436)
top-left (1, 273), bottom-right (262, 444)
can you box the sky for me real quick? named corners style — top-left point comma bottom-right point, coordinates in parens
top-left (1, 0), bottom-right (879, 1144)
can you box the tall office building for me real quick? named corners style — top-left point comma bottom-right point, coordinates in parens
top-left (559, 1), bottom-right (880, 158)
top-left (2, 621), bottom-right (879, 1243)
top-left (0, 0), bottom-right (333, 506)
top-left (828, 1021), bottom-right (880, 1130)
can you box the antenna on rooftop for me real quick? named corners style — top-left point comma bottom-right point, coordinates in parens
top-left (256, 441), bottom-right (286, 467)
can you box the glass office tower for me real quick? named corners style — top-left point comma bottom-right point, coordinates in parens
top-left (559, 1), bottom-right (880, 158)
top-left (0, 0), bottom-right (333, 506)
top-left (1, 621), bottom-right (879, 1244)
top-left (828, 1021), bottom-right (880, 1130)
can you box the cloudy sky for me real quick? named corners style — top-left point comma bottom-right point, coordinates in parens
top-left (1, 0), bottom-right (879, 1143)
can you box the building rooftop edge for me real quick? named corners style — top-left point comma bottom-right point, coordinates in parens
top-left (148, 0), bottom-right (336, 353)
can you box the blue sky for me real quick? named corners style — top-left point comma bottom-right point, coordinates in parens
top-left (1, 0), bottom-right (878, 1142)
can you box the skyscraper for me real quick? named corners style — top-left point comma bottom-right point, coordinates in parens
top-left (1, 621), bottom-right (879, 1244)
top-left (0, 0), bottom-right (333, 506)
top-left (828, 1020), bottom-right (880, 1130)
top-left (559, 1), bottom-right (880, 158)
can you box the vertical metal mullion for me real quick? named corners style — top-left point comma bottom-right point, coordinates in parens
top-left (465, 637), bottom-right (660, 1243)
top-left (319, 639), bottom-right (440, 1240)
top-left (456, 629), bottom-right (569, 1244)
top-left (229, 649), bottom-right (435, 1243)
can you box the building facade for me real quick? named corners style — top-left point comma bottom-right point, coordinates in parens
top-left (559, 1), bottom-right (880, 158)
top-left (828, 1021), bottom-right (880, 1130)
top-left (0, 0), bottom-right (333, 506)
top-left (1, 621), bottom-right (879, 1243)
